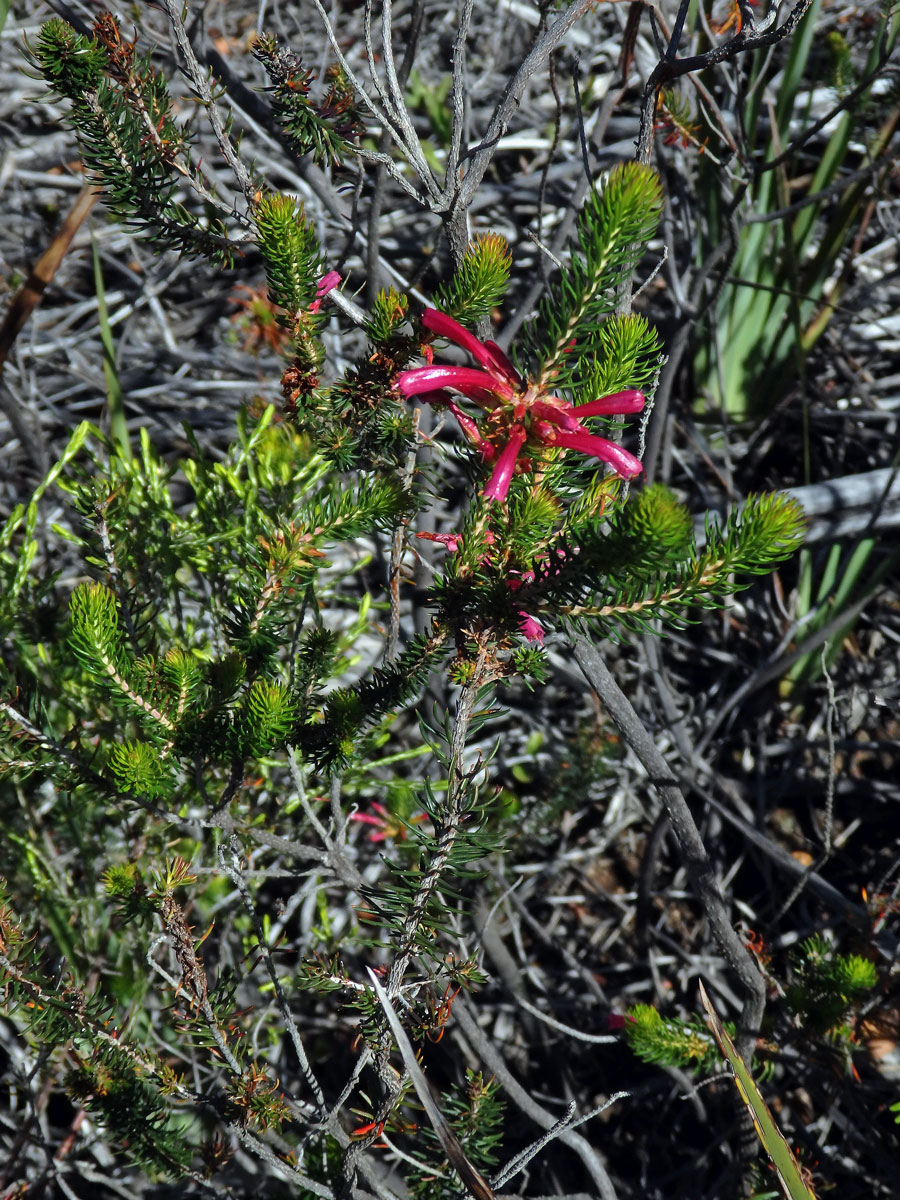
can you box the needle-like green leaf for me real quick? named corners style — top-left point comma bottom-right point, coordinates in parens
top-left (699, 982), bottom-right (817, 1200)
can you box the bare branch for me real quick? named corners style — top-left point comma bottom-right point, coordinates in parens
top-left (569, 632), bottom-right (766, 1059)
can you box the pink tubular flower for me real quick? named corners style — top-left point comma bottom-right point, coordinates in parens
top-left (309, 270), bottom-right (342, 313)
top-left (517, 612), bottom-right (545, 645)
top-left (535, 425), bottom-right (643, 479)
top-left (484, 425), bottom-right (527, 501)
top-left (348, 801), bottom-right (425, 843)
top-left (395, 309), bottom-right (645, 500)
top-left (416, 531), bottom-right (463, 553)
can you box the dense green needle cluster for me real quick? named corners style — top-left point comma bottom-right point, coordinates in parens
top-left (433, 233), bottom-right (513, 327)
top-left (784, 935), bottom-right (878, 1038)
top-left (253, 33), bottom-right (361, 169)
top-left (625, 1004), bottom-right (727, 1074)
top-left (521, 163), bottom-right (664, 387)
top-left (254, 193), bottom-right (325, 318)
top-left (626, 936), bottom-right (877, 1080)
top-left (32, 15), bottom-right (238, 264)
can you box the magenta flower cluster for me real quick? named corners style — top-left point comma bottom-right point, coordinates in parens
top-left (395, 309), bottom-right (645, 502)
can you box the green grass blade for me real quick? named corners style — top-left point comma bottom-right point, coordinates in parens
top-left (699, 983), bottom-right (817, 1200)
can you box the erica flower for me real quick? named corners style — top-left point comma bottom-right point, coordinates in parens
top-left (309, 270), bottom-right (342, 313)
top-left (348, 801), bottom-right (425, 842)
top-left (517, 612), bottom-right (545, 645)
top-left (395, 309), bottom-right (645, 501)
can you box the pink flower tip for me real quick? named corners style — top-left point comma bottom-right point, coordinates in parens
top-left (484, 426), bottom-right (528, 502)
top-left (574, 389), bottom-right (646, 418)
top-left (421, 309), bottom-right (520, 385)
top-left (417, 531), bottom-right (462, 553)
top-left (518, 612), bottom-right (545, 645)
top-left (547, 429), bottom-right (644, 480)
top-left (309, 270), bottom-right (342, 313)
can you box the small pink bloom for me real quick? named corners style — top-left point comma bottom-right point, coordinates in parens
top-left (309, 270), bottom-right (342, 313)
top-left (349, 802), bottom-right (391, 842)
top-left (446, 401), bottom-right (497, 459)
top-left (349, 801), bottom-right (424, 843)
top-left (417, 531), bottom-right (463, 553)
top-left (518, 612), bottom-right (545, 645)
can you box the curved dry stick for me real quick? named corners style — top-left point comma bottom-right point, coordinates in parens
top-left (444, 0), bottom-right (596, 261)
top-left (0, 185), bottom-right (99, 374)
top-left (569, 632), bottom-right (765, 1059)
top-left (0, 183), bottom-right (100, 471)
top-left (634, 0), bottom-right (817, 162)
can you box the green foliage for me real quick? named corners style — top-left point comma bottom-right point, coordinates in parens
top-left (366, 286), bottom-right (411, 343)
top-left (1, 17), bottom-right (822, 1194)
top-left (227, 1062), bottom-right (291, 1133)
top-left (67, 1045), bottom-right (194, 1176)
top-left (353, 774), bottom-right (502, 962)
top-left (34, 16), bottom-right (106, 96)
top-left (699, 983), bottom-right (817, 1200)
top-left (253, 33), bottom-right (361, 168)
top-left (254, 193), bottom-right (324, 319)
top-left (433, 484), bottom-right (803, 646)
top-left (625, 1003), bottom-right (724, 1073)
top-left (69, 580), bottom-right (125, 677)
top-left (572, 314), bottom-right (663, 403)
top-left (827, 30), bottom-right (855, 94)
top-left (405, 67), bottom-right (453, 150)
top-left (571, 491), bottom-right (806, 638)
top-left (521, 162), bottom-right (663, 386)
top-left (0, 913), bottom-right (194, 1178)
top-left (107, 741), bottom-right (175, 800)
top-left (102, 863), bottom-right (157, 925)
top-left (693, 0), bottom-right (900, 416)
top-left (31, 15), bottom-right (236, 264)
top-left (0, 399), bottom-right (422, 837)
top-left (299, 635), bottom-right (447, 773)
top-left (242, 678), bottom-right (298, 755)
top-left (711, 493), bottom-right (808, 576)
top-left (600, 483), bottom-right (694, 577)
top-left (292, 306), bottom-right (418, 471)
top-left (408, 1070), bottom-right (505, 1200)
top-left (69, 581), bottom-right (177, 737)
top-left (784, 935), bottom-right (877, 1038)
top-left (628, 939), bottom-right (878, 1107)
top-left (434, 233), bottom-right (513, 327)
